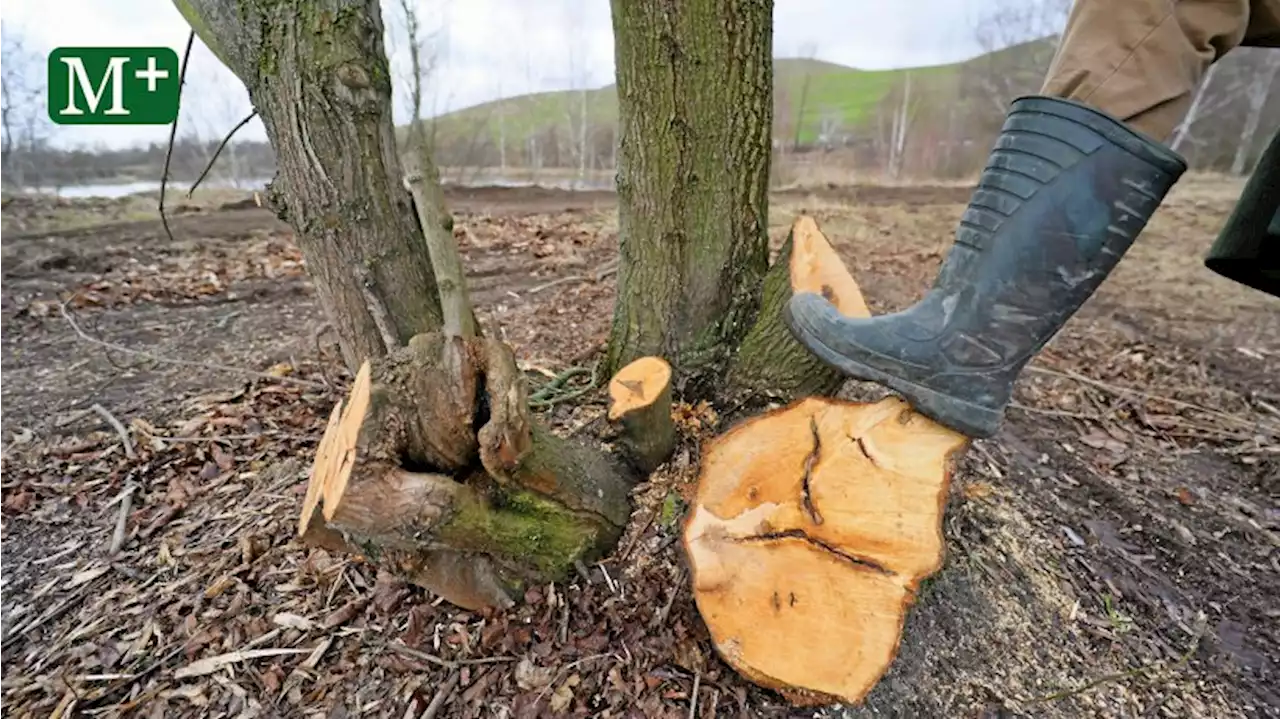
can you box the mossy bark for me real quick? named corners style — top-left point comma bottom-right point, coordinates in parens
top-left (302, 332), bottom-right (635, 609)
top-left (173, 0), bottom-right (445, 371)
top-left (438, 481), bottom-right (617, 579)
top-left (606, 0), bottom-right (774, 382)
top-left (729, 235), bottom-right (845, 399)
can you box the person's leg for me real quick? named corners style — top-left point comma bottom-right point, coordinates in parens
top-left (784, 0), bottom-right (1265, 439)
top-left (1040, 0), bottom-right (1257, 141)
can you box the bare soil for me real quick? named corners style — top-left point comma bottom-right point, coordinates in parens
top-left (2, 178), bottom-right (1277, 718)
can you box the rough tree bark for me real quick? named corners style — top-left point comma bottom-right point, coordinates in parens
top-left (173, 0), bottom-right (446, 371)
top-left (173, 0), bottom-right (645, 610)
top-left (606, 0), bottom-right (773, 380)
top-left (728, 216), bottom-right (869, 398)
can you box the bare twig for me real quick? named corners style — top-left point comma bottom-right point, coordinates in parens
top-left (1028, 365), bottom-right (1279, 435)
top-left (390, 643), bottom-right (453, 669)
top-left (525, 274), bottom-right (589, 295)
top-left (150, 431), bottom-right (310, 443)
top-left (421, 670), bottom-right (460, 719)
top-left (59, 301), bottom-right (324, 389)
top-left (90, 403), bottom-right (135, 459)
top-left (109, 483), bottom-right (138, 555)
top-left (688, 669), bottom-right (701, 719)
top-left (526, 259), bottom-right (620, 295)
top-left (174, 647), bottom-right (312, 679)
top-left (188, 110), bottom-right (258, 197)
top-left (1, 585), bottom-right (94, 649)
top-left (1008, 401), bottom-right (1100, 421)
top-left (159, 30), bottom-right (195, 244)
top-left (387, 642), bottom-right (515, 670)
top-left (1025, 613), bottom-right (1207, 705)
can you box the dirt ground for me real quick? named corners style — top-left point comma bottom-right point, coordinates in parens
top-left (1, 178), bottom-right (1277, 718)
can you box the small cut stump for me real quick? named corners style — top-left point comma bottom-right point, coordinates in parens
top-left (301, 332), bottom-right (635, 610)
top-left (608, 356), bottom-right (676, 474)
top-left (686, 215), bottom-right (970, 706)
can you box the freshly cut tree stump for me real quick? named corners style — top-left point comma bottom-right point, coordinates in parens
top-left (730, 215), bottom-right (871, 398)
top-left (300, 332), bottom-right (635, 610)
top-left (687, 216), bottom-right (970, 706)
top-left (608, 356), bottom-right (676, 474)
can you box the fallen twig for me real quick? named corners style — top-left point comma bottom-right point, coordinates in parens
top-left (59, 301), bottom-right (324, 389)
top-left (1008, 401), bottom-right (1099, 422)
top-left (421, 670), bottom-right (460, 719)
top-left (388, 642), bottom-right (515, 670)
top-left (688, 669), bottom-right (701, 719)
top-left (1028, 365), bottom-right (1279, 435)
top-left (526, 259), bottom-right (620, 295)
top-left (1025, 613), bottom-right (1206, 705)
top-left (159, 30), bottom-right (195, 244)
top-left (91, 403), bottom-right (135, 459)
top-left (151, 431), bottom-right (310, 444)
top-left (174, 647), bottom-right (313, 679)
top-left (188, 110), bottom-right (258, 197)
top-left (109, 483), bottom-right (138, 555)
top-left (1, 585), bottom-right (93, 649)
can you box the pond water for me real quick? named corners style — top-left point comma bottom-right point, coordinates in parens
top-left (21, 172), bottom-right (615, 199)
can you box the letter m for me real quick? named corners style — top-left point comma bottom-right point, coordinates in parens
top-left (60, 56), bottom-right (130, 116)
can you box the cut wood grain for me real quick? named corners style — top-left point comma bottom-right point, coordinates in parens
top-left (608, 356), bottom-right (676, 474)
top-left (686, 214), bottom-right (969, 706)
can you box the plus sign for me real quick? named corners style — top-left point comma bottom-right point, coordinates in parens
top-left (135, 56), bottom-right (169, 93)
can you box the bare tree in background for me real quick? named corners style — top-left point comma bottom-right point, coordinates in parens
top-left (1231, 51), bottom-right (1280, 175)
top-left (393, 0), bottom-right (445, 154)
top-left (1, 25), bottom-right (50, 189)
top-left (888, 71), bottom-right (913, 179)
top-left (561, 0), bottom-right (590, 188)
top-left (817, 108), bottom-right (842, 149)
top-left (1170, 64), bottom-right (1221, 153)
top-left (968, 0), bottom-right (1071, 114)
top-left (792, 41), bottom-right (818, 151)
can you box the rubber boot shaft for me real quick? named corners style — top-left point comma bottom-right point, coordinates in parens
top-left (785, 96), bottom-right (1187, 438)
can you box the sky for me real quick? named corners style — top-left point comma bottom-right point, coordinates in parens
top-left (1, 0), bottom-right (1013, 150)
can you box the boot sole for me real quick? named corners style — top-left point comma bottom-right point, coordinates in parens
top-left (786, 316), bottom-right (1003, 439)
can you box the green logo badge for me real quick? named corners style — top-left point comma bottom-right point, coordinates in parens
top-left (48, 47), bottom-right (180, 125)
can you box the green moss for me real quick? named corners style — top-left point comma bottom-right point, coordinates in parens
top-left (658, 491), bottom-right (685, 529)
top-left (438, 488), bottom-right (603, 579)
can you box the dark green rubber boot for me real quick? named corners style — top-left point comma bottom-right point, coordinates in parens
top-left (784, 96), bottom-right (1187, 439)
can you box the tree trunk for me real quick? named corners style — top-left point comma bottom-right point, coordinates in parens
top-left (606, 0), bottom-right (773, 381)
top-left (173, 0), bottom-right (445, 371)
top-left (173, 0), bottom-right (641, 613)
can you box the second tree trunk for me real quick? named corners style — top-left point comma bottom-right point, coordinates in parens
top-left (606, 0), bottom-right (774, 380)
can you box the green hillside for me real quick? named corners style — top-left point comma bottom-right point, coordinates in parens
top-left (419, 58), bottom-right (946, 151)
top-left (419, 40), bottom-right (1053, 155)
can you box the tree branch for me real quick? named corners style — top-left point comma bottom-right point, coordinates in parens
top-left (188, 110), bottom-right (258, 197)
top-left (159, 31), bottom-right (196, 244)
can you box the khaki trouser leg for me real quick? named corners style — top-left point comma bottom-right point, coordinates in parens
top-left (1041, 0), bottom-right (1280, 142)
